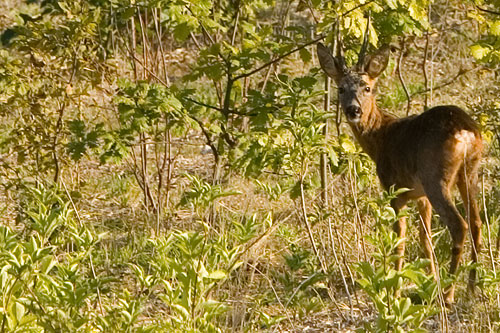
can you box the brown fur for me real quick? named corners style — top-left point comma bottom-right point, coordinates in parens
top-left (317, 43), bottom-right (483, 304)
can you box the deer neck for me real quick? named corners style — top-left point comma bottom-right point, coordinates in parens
top-left (349, 99), bottom-right (395, 161)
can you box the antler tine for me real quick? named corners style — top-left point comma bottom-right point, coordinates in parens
top-left (356, 15), bottom-right (371, 69)
top-left (335, 22), bottom-right (346, 70)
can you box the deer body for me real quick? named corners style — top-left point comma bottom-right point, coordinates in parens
top-left (355, 105), bottom-right (481, 194)
top-left (317, 43), bottom-right (483, 304)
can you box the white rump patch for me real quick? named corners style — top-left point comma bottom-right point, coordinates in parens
top-left (454, 130), bottom-right (476, 153)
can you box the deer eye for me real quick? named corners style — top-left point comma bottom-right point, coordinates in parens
top-left (365, 86), bottom-right (371, 93)
top-left (339, 87), bottom-right (345, 94)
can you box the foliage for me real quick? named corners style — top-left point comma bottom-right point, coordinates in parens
top-left (469, 1), bottom-right (500, 64)
top-left (0, 0), bottom-right (499, 331)
top-left (355, 188), bottom-right (440, 332)
top-left (0, 0), bottom-right (114, 183)
top-left (0, 184), bottom-right (106, 331)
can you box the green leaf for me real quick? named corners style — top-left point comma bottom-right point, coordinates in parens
top-left (491, 21), bottom-right (500, 36)
top-left (12, 301), bottom-right (25, 323)
top-left (341, 138), bottom-right (356, 153)
top-left (174, 22), bottom-right (192, 41)
top-left (470, 44), bottom-right (489, 60)
top-left (58, 1), bottom-right (71, 14)
top-left (295, 76), bottom-right (317, 89)
top-left (208, 270), bottom-right (227, 279)
top-left (121, 7), bottom-right (136, 20)
top-left (329, 148), bottom-right (339, 167)
top-left (299, 48), bottom-right (312, 63)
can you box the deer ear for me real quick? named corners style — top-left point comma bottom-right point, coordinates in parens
top-left (317, 43), bottom-right (343, 82)
top-left (364, 45), bottom-right (390, 78)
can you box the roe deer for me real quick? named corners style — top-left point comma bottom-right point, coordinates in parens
top-left (317, 42), bottom-right (483, 304)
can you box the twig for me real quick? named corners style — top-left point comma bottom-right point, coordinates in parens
top-left (305, 0), bottom-right (319, 25)
top-left (130, 10), bottom-right (138, 80)
top-left (153, 7), bottom-right (170, 86)
top-left (476, 5), bottom-right (500, 16)
top-left (422, 30), bottom-right (430, 109)
top-left (396, 37), bottom-right (411, 116)
top-left (320, 73), bottom-right (329, 206)
top-left (222, 68), bottom-right (233, 118)
top-left (260, 64), bottom-right (273, 93)
top-left (186, 6), bottom-right (216, 46)
top-left (482, 174), bottom-right (496, 274)
top-left (348, 161), bottom-right (368, 261)
top-left (189, 32), bottom-right (203, 50)
top-left (299, 177), bottom-right (327, 274)
top-left (183, 97), bottom-right (224, 112)
top-left (333, 25), bottom-right (342, 136)
top-left (327, 214), bottom-right (354, 317)
top-left (410, 66), bottom-right (478, 97)
top-left (233, 35), bottom-right (326, 81)
top-left (299, 176), bottom-right (346, 320)
top-left (129, 52), bottom-right (169, 86)
top-left (231, 6), bottom-right (240, 46)
top-left (137, 10), bottom-right (149, 79)
top-left (341, 0), bottom-right (375, 17)
top-left (188, 114), bottom-right (219, 164)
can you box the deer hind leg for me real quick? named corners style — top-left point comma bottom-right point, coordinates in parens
top-left (391, 196), bottom-right (408, 271)
top-left (457, 163), bottom-right (482, 291)
top-left (423, 180), bottom-right (468, 304)
top-left (416, 197), bottom-right (436, 277)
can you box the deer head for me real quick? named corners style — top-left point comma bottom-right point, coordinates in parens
top-left (317, 42), bottom-right (390, 124)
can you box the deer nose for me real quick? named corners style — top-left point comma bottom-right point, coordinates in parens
top-left (346, 105), bottom-right (361, 118)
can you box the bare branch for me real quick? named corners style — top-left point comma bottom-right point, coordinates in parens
top-left (183, 97), bottom-right (224, 112)
top-left (476, 5), bottom-right (500, 16)
top-left (396, 37), bottom-right (411, 116)
top-left (233, 35), bottom-right (326, 81)
top-left (128, 50), bottom-right (170, 86)
top-left (411, 66), bottom-right (479, 97)
top-left (422, 30), bottom-right (430, 109)
top-left (188, 114), bottom-right (219, 164)
top-left (341, 0), bottom-right (375, 17)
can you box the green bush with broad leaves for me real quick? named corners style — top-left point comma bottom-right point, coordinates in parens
top-left (355, 188), bottom-right (442, 332)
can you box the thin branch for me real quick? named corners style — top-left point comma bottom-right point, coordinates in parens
top-left (260, 66), bottom-right (273, 93)
top-left (222, 68), bottom-right (234, 118)
top-left (410, 66), bottom-right (478, 97)
top-left (128, 51), bottom-right (169, 86)
top-left (185, 4), bottom-right (231, 66)
top-left (476, 5), bottom-right (500, 16)
top-left (334, 28), bottom-right (342, 136)
top-left (341, 0), bottom-right (375, 17)
top-left (422, 30), bottom-right (430, 109)
top-left (260, 1), bottom-right (293, 92)
top-left (189, 32), bottom-right (203, 50)
top-left (186, 6), bottom-right (216, 45)
top-left (233, 35), bottom-right (326, 81)
top-left (137, 10), bottom-right (149, 79)
top-left (305, 0), bottom-right (319, 25)
top-left (188, 114), bottom-right (219, 164)
top-left (183, 97), bottom-right (224, 112)
top-left (231, 6), bottom-right (240, 46)
top-left (130, 10), bottom-right (138, 80)
top-left (396, 37), bottom-right (411, 116)
top-left (184, 95), bottom-right (247, 116)
top-left (153, 7), bottom-right (170, 86)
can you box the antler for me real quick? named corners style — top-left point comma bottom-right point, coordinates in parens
top-left (356, 15), bottom-right (371, 70)
top-left (335, 21), bottom-right (347, 71)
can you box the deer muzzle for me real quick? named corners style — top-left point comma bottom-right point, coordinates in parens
top-left (345, 105), bottom-right (362, 122)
